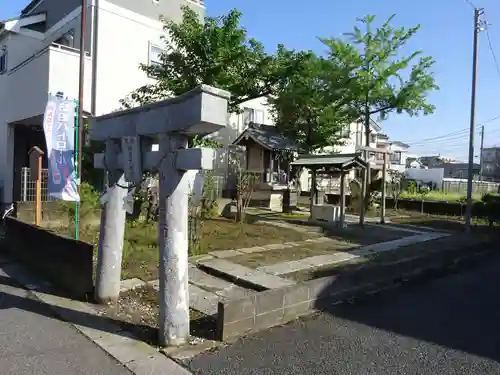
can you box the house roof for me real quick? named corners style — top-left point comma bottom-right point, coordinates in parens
top-left (232, 123), bottom-right (300, 152)
top-left (370, 118), bottom-right (381, 132)
top-left (390, 140), bottom-right (410, 149)
top-left (21, 0), bottom-right (42, 16)
top-left (290, 153), bottom-right (367, 170)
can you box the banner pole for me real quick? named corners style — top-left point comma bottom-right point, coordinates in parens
top-left (74, 101), bottom-right (80, 240)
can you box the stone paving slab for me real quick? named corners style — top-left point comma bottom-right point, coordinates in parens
top-left (208, 250), bottom-right (244, 258)
top-left (303, 252), bottom-right (358, 267)
top-left (237, 246), bottom-right (267, 254)
top-left (368, 223), bottom-right (427, 234)
top-left (257, 260), bottom-right (312, 275)
top-left (148, 279), bottom-right (220, 316)
top-left (198, 259), bottom-right (295, 290)
top-left (263, 243), bottom-right (293, 250)
top-left (256, 231), bottom-right (450, 276)
top-left (120, 278), bottom-right (146, 293)
top-left (188, 264), bottom-right (253, 300)
top-left (189, 254), bottom-right (214, 263)
top-left (350, 232), bottom-right (448, 257)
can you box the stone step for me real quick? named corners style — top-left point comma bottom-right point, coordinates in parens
top-left (146, 265), bottom-right (257, 316)
top-left (148, 279), bottom-right (220, 316)
top-left (198, 258), bottom-right (296, 291)
top-left (188, 264), bottom-right (255, 300)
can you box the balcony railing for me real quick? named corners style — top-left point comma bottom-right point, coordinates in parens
top-left (8, 43), bottom-right (90, 75)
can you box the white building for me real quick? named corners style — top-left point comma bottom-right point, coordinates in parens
top-left (0, 0), bottom-right (204, 204)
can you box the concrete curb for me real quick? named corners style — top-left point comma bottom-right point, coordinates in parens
top-left (0, 259), bottom-right (192, 375)
top-left (216, 238), bottom-right (498, 341)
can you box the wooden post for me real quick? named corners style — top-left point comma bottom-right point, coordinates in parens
top-left (359, 149), bottom-right (367, 226)
top-left (29, 146), bottom-right (44, 226)
top-left (309, 169), bottom-right (317, 219)
top-left (358, 146), bottom-right (393, 227)
top-left (339, 170), bottom-right (346, 228)
top-left (381, 152), bottom-right (387, 224)
top-left (35, 155), bottom-right (42, 225)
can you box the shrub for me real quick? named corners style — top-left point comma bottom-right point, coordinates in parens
top-left (56, 182), bottom-right (100, 223)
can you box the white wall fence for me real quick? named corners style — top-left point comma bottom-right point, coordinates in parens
top-left (19, 167), bottom-right (56, 202)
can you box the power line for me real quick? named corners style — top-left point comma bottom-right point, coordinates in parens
top-left (408, 132), bottom-right (471, 147)
top-left (403, 128), bottom-right (469, 145)
top-left (402, 115), bottom-right (500, 146)
top-left (463, 0), bottom-right (477, 9)
top-left (484, 21), bottom-right (500, 78)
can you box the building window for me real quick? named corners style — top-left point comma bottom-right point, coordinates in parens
top-left (339, 124), bottom-right (350, 138)
top-left (243, 108), bottom-right (265, 125)
top-left (148, 42), bottom-right (164, 77)
top-left (390, 151), bottom-right (402, 164)
top-left (370, 134), bottom-right (377, 144)
top-left (55, 30), bottom-right (75, 48)
top-left (148, 42), bottom-right (164, 67)
top-left (0, 46), bottom-right (7, 74)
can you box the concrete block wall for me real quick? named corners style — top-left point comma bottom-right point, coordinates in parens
top-left (215, 233), bottom-right (497, 341)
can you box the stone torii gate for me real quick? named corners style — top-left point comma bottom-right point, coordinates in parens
top-left (90, 85), bottom-right (230, 346)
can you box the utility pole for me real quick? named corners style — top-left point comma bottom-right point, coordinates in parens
top-left (479, 125), bottom-right (485, 181)
top-left (465, 7), bottom-right (484, 232)
top-left (76, 0), bottom-right (87, 238)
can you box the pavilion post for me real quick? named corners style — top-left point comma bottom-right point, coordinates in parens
top-left (381, 152), bottom-right (388, 224)
top-left (339, 169), bottom-right (346, 228)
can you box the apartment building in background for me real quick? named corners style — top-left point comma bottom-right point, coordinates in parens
top-left (481, 147), bottom-right (500, 181)
top-left (0, 0), bottom-right (205, 203)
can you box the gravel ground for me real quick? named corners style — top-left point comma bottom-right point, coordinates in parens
top-left (187, 252), bottom-right (500, 375)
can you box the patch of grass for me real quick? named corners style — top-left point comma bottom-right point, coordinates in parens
top-left (399, 190), bottom-right (481, 202)
top-left (59, 217), bottom-right (314, 282)
top-left (198, 217), bottom-right (311, 251)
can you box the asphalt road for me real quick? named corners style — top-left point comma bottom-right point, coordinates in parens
top-left (0, 266), bottom-right (132, 375)
top-left (188, 253), bottom-right (500, 375)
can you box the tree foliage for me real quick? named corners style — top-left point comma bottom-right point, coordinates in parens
top-left (269, 53), bottom-right (357, 154)
top-left (320, 14), bottom-right (439, 144)
top-left (121, 7), bottom-right (307, 113)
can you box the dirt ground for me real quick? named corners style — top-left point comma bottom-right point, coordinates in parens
top-left (99, 286), bottom-right (216, 347)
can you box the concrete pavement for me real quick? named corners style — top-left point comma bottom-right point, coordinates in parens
top-left (0, 266), bottom-right (133, 375)
top-left (188, 252), bottom-right (500, 374)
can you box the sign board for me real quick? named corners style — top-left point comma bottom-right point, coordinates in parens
top-left (121, 136), bottom-right (142, 183)
top-left (29, 146), bottom-right (44, 181)
top-left (42, 95), bottom-right (80, 201)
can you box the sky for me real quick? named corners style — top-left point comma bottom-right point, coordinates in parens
top-left (2, 0), bottom-right (500, 161)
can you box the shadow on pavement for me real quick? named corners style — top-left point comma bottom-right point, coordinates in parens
top-left (0, 274), bottom-right (160, 344)
top-left (312, 248), bottom-right (500, 364)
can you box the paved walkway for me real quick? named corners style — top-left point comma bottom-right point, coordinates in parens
top-left (0, 266), bottom-right (133, 375)
top-left (188, 251), bottom-right (500, 375)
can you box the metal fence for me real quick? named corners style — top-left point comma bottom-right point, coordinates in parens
top-left (441, 179), bottom-right (500, 195)
top-left (19, 167), bottom-right (56, 202)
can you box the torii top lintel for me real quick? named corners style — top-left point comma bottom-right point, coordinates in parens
top-left (89, 85), bottom-right (231, 141)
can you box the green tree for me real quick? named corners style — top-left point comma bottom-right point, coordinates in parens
top-left (269, 53), bottom-right (356, 154)
top-left (121, 7), bottom-right (307, 114)
top-left (321, 14), bottom-right (439, 146)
